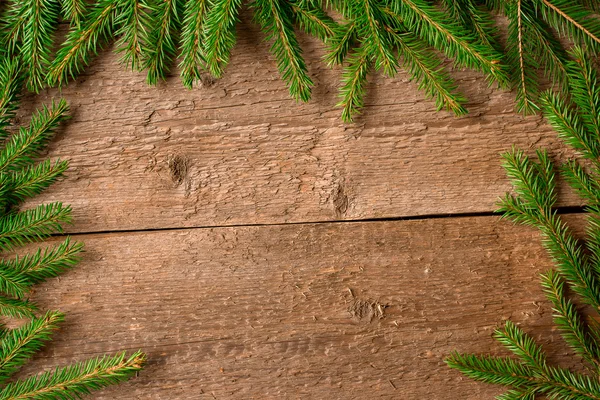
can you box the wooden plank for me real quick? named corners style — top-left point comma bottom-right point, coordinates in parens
top-left (20, 16), bottom-right (578, 233)
top-left (17, 216), bottom-right (583, 399)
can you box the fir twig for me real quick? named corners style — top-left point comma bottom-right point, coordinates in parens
top-left (448, 46), bottom-right (600, 397)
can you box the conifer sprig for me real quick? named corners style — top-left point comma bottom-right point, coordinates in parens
top-left (448, 47), bottom-right (600, 398)
top-left (0, 55), bottom-right (145, 398)
top-left (3, 0), bottom-right (600, 119)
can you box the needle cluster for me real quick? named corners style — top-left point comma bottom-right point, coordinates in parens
top-left (1, 0), bottom-right (599, 121)
top-left (447, 47), bottom-right (600, 400)
top-left (0, 56), bottom-right (145, 399)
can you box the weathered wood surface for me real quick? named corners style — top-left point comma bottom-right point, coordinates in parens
top-left (18, 216), bottom-right (584, 399)
top-left (21, 18), bottom-right (579, 233)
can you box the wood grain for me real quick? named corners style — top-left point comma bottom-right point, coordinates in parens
top-left (16, 215), bottom-right (586, 399)
top-left (18, 17), bottom-right (579, 233)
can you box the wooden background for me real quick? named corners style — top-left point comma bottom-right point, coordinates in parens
top-left (15, 20), bottom-right (588, 399)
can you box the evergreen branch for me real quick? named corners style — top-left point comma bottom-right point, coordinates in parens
top-left (143, 0), bottom-right (181, 85)
top-left (325, 22), bottom-right (355, 66)
top-left (203, 0), bottom-right (243, 78)
top-left (494, 320), bottom-right (548, 372)
top-left (541, 90), bottom-right (600, 168)
top-left (0, 1), bottom-right (27, 55)
top-left (350, 0), bottom-right (398, 76)
top-left (537, 0), bottom-right (600, 52)
top-left (498, 149), bottom-right (600, 311)
top-left (392, 0), bottom-right (508, 87)
top-left (338, 45), bottom-right (371, 123)
top-left (0, 311), bottom-right (63, 384)
top-left (0, 99), bottom-right (69, 173)
top-left (20, 0), bottom-right (59, 92)
top-left (526, 16), bottom-right (567, 91)
top-left (0, 264), bottom-right (32, 300)
top-left (445, 352), bottom-right (536, 387)
top-left (179, 0), bottom-right (209, 88)
top-left (0, 89), bottom-right (146, 397)
top-left (562, 160), bottom-right (600, 207)
top-left (291, 1), bottom-right (336, 42)
top-left (46, 0), bottom-right (117, 87)
top-left (114, 0), bottom-right (151, 71)
top-left (440, 0), bottom-right (499, 49)
top-left (0, 350), bottom-right (146, 399)
top-left (0, 57), bottom-right (23, 140)
top-left (566, 46), bottom-right (600, 141)
top-left (253, 0), bottom-right (313, 102)
top-left (0, 296), bottom-right (37, 320)
top-left (60, 0), bottom-right (87, 26)
top-left (5, 159), bottom-right (69, 206)
top-left (0, 203), bottom-right (72, 252)
top-left (506, 0), bottom-right (540, 115)
top-left (391, 29), bottom-right (467, 116)
top-left (541, 269), bottom-right (600, 371)
top-left (0, 237), bottom-right (83, 283)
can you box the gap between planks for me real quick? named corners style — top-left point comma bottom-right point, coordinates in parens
top-left (60, 205), bottom-right (587, 237)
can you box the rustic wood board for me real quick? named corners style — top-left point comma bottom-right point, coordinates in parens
top-left (20, 17), bottom-right (580, 233)
top-left (17, 215), bottom-right (585, 399)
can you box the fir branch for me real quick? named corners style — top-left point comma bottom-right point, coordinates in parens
top-left (450, 46), bottom-right (600, 398)
top-left (0, 77), bottom-right (145, 397)
top-left (0, 311), bottom-right (63, 384)
top-left (350, 0), bottom-right (398, 77)
top-left (445, 352), bottom-right (536, 387)
top-left (0, 1), bottom-right (27, 55)
top-left (21, 0), bottom-right (60, 92)
top-left (541, 269), bottom-right (600, 371)
top-left (143, 0), bottom-right (181, 85)
top-left (5, 159), bottom-right (69, 206)
top-left (537, 0), bottom-right (600, 52)
top-left (506, 0), bottom-right (540, 114)
top-left (391, 29), bottom-right (467, 116)
top-left (566, 46), bottom-right (600, 141)
top-left (114, 0), bottom-right (151, 71)
top-left (0, 237), bottom-right (83, 283)
top-left (203, 0), bottom-right (243, 78)
top-left (0, 350), bottom-right (146, 399)
top-left (0, 296), bottom-right (37, 320)
top-left (291, 1), bottom-right (336, 42)
top-left (0, 99), bottom-right (69, 173)
top-left (338, 45), bottom-right (371, 123)
top-left (0, 57), bottom-right (23, 140)
top-left (60, 0), bottom-right (87, 26)
top-left (46, 0), bottom-right (117, 87)
top-left (440, 0), bottom-right (499, 49)
top-left (541, 90), bottom-right (600, 168)
top-left (0, 203), bottom-right (72, 252)
top-left (325, 22), bottom-right (355, 67)
top-left (0, 264), bottom-right (33, 300)
top-left (252, 0), bottom-right (313, 102)
top-left (179, 0), bottom-right (209, 88)
top-left (391, 0), bottom-right (508, 86)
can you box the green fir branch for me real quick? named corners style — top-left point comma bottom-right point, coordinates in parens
top-left (0, 99), bottom-right (69, 173)
top-left (0, 57), bottom-right (23, 140)
top-left (0, 203), bottom-right (72, 252)
top-left (60, 0), bottom-right (87, 26)
top-left (0, 351), bottom-right (146, 399)
top-left (449, 42), bottom-right (600, 399)
top-left (179, 0), bottom-right (209, 88)
top-left (252, 0), bottom-right (313, 102)
top-left (46, 0), bottom-right (117, 87)
top-left (143, 0), bottom-right (181, 85)
top-left (0, 68), bottom-right (145, 397)
top-left (0, 311), bottom-right (63, 384)
top-left (203, 0), bottom-right (243, 78)
top-left (114, 0), bottom-right (151, 71)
